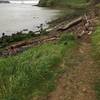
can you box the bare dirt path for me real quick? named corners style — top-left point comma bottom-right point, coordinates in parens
top-left (46, 39), bottom-right (99, 100)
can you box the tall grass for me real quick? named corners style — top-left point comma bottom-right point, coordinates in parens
top-left (0, 32), bottom-right (76, 100)
top-left (92, 26), bottom-right (100, 100)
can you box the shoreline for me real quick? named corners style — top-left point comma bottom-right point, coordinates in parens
top-left (0, 2), bottom-right (89, 56)
top-left (0, 7), bottom-right (86, 52)
top-left (0, 24), bottom-right (49, 48)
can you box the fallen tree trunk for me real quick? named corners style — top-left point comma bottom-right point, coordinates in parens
top-left (57, 17), bottom-right (83, 31)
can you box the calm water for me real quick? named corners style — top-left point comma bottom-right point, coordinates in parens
top-left (0, 4), bottom-right (59, 36)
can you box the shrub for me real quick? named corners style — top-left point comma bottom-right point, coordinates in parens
top-left (59, 32), bottom-right (75, 45)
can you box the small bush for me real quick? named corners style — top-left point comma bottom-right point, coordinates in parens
top-left (59, 32), bottom-right (75, 45)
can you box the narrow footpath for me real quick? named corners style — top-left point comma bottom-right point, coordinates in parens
top-left (46, 30), bottom-right (100, 100)
top-left (29, 15), bottom-right (100, 100)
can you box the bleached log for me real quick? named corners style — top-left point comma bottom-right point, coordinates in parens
top-left (58, 17), bottom-right (83, 31)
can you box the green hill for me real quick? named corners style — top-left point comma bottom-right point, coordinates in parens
top-left (39, 0), bottom-right (88, 7)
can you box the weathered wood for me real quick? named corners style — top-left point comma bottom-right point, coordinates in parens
top-left (0, 34), bottom-right (60, 57)
top-left (57, 17), bottom-right (83, 31)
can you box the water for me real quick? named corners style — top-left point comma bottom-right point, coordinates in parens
top-left (0, 4), bottom-right (59, 36)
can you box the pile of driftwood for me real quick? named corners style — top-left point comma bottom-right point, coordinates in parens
top-left (57, 14), bottom-right (94, 42)
top-left (0, 34), bottom-right (60, 57)
top-left (58, 15), bottom-right (93, 35)
top-left (0, 15), bottom-right (94, 57)
top-left (57, 17), bottom-right (83, 31)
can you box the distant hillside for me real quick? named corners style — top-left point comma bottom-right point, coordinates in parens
top-left (0, 0), bottom-right (10, 3)
top-left (39, 0), bottom-right (88, 7)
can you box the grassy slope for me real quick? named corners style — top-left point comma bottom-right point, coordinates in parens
top-left (0, 33), bottom-right (76, 100)
top-left (92, 26), bottom-right (100, 100)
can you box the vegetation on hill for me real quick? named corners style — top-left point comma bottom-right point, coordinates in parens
top-left (39, 0), bottom-right (89, 8)
top-left (0, 1), bottom-right (10, 3)
top-left (92, 26), bottom-right (100, 100)
top-left (92, 26), bottom-right (100, 62)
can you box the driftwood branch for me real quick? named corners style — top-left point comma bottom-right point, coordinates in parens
top-left (57, 17), bottom-right (83, 31)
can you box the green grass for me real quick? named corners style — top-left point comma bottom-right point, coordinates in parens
top-left (92, 26), bottom-right (100, 100)
top-left (0, 32), bottom-right (76, 100)
top-left (92, 26), bottom-right (100, 62)
top-left (58, 0), bottom-right (88, 8)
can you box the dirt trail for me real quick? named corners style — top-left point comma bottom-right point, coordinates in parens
top-left (47, 39), bottom-right (99, 100)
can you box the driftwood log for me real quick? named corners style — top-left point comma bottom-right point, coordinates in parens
top-left (57, 17), bottom-right (83, 31)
